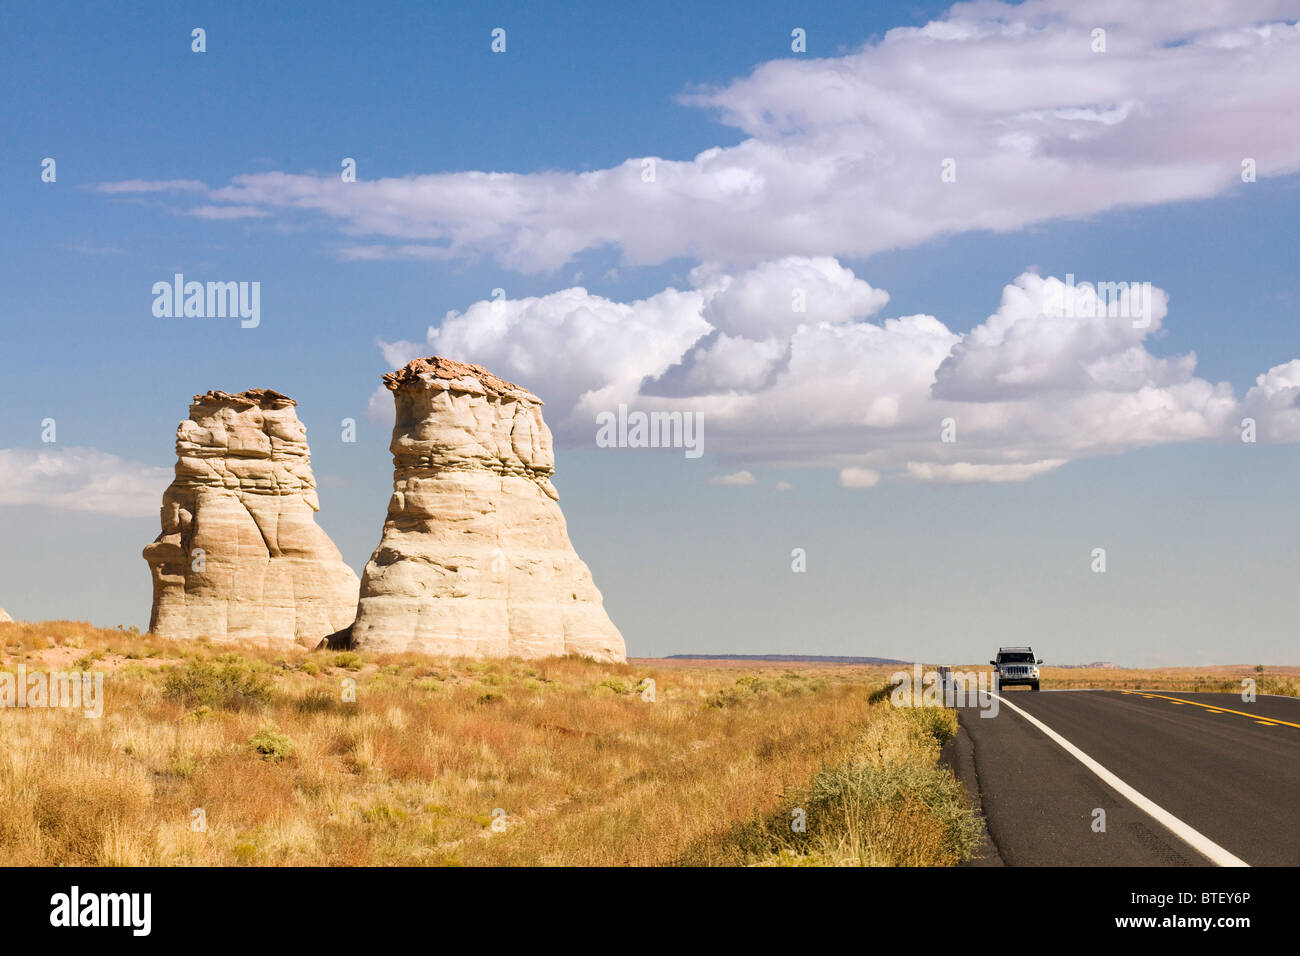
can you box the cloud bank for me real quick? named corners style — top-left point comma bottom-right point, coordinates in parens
top-left (95, 1), bottom-right (1300, 271)
top-left (0, 448), bottom-right (170, 517)
top-left (377, 257), bottom-right (1298, 482)
top-left (83, 0), bottom-right (1300, 488)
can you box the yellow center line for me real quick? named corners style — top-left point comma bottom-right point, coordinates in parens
top-left (1121, 691), bottom-right (1300, 728)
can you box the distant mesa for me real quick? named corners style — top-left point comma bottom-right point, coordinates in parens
top-left (338, 356), bottom-right (626, 662)
top-left (142, 389), bottom-right (360, 647)
top-left (1052, 661), bottom-right (1122, 669)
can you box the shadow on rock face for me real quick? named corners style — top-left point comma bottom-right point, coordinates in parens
top-left (317, 625), bottom-right (355, 651)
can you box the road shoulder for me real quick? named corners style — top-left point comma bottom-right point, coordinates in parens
top-left (941, 718), bottom-right (1004, 867)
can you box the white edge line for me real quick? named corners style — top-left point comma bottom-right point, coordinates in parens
top-left (988, 691), bottom-right (1250, 868)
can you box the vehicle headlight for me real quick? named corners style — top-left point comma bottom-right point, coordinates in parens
top-left (1032, 668), bottom-right (1039, 677)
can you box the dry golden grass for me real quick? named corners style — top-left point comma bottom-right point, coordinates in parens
top-left (682, 704), bottom-right (979, 866)
top-left (972, 665), bottom-right (1300, 697)
top-left (0, 620), bottom-right (971, 866)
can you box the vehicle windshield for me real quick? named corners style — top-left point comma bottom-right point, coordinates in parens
top-left (998, 652), bottom-right (1035, 663)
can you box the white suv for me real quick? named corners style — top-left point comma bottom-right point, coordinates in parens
top-left (990, 647), bottom-right (1042, 691)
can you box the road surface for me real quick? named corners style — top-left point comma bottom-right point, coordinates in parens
top-left (950, 689), bottom-right (1300, 866)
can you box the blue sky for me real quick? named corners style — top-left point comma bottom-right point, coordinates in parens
top-left (2, 0), bottom-right (1299, 665)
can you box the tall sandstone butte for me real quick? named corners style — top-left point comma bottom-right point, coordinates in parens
top-left (143, 389), bottom-right (360, 646)
top-left (347, 357), bottom-right (626, 662)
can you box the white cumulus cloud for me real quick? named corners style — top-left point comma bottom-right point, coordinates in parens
top-left (1242, 360), bottom-right (1300, 440)
top-left (838, 467), bottom-right (882, 489)
top-left (369, 257), bottom-right (1297, 484)
top-left (906, 460), bottom-right (1068, 484)
top-left (93, 1), bottom-right (1300, 271)
top-left (0, 448), bottom-right (170, 517)
top-left (711, 470), bottom-right (758, 486)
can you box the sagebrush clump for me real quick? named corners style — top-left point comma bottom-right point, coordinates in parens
top-left (162, 655), bottom-right (274, 710)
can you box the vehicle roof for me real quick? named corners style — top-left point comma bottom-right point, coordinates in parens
top-left (998, 646), bottom-right (1033, 651)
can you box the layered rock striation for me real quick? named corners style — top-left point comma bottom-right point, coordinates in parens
top-left (143, 389), bottom-right (359, 646)
top-left (347, 357), bottom-right (625, 661)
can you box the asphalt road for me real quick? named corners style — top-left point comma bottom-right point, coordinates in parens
top-left (953, 689), bottom-right (1300, 866)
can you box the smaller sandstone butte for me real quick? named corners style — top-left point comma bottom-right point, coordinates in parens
top-left (347, 356), bottom-right (626, 661)
top-left (143, 389), bottom-right (360, 647)
top-left (0, 608), bottom-right (12, 623)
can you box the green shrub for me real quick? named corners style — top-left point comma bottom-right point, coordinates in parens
top-left (168, 753), bottom-right (198, 779)
top-left (868, 680), bottom-right (901, 704)
top-left (704, 686), bottom-right (745, 708)
top-left (72, 649), bottom-right (106, 671)
top-left (248, 727), bottom-right (295, 762)
top-left (296, 689), bottom-right (345, 714)
top-left (327, 652), bottom-right (363, 671)
top-left (361, 803), bottom-right (408, 825)
top-left (903, 705), bottom-right (959, 747)
top-left (162, 657), bottom-right (274, 710)
top-left (183, 705), bottom-right (214, 723)
top-left (705, 674), bottom-right (823, 708)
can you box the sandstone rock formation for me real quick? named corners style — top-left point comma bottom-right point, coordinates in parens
top-left (0, 608), bottom-right (12, 623)
top-left (346, 357), bottom-right (625, 661)
top-left (143, 389), bottom-right (360, 647)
